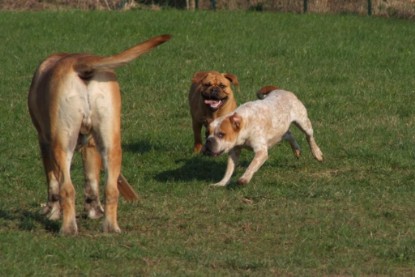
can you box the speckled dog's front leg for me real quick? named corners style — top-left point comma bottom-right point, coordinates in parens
top-left (211, 148), bottom-right (240, 187)
top-left (237, 149), bottom-right (268, 185)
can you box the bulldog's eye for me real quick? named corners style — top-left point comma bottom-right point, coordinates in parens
top-left (204, 83), bottom-right (211, 87)
top-left (219, 84), bottom-right (226, 89)
top-left (217, 132), bottom-right (225, 139)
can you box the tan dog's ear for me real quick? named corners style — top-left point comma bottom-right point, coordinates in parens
top-left (223, 73), bottom-right (239, 87)
top-left (229, 113), bottom-right (242, 131)
top-left (192, 71), bottom-right (208, 84)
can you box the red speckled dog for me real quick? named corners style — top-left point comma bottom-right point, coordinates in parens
top-left (203, 86), bottom-right (323, 186)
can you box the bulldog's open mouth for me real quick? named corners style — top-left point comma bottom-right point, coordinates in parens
top-left (204, 97), bottom-right (227, 110)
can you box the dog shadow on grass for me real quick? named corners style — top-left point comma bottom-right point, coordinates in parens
top-left (0, 208), bottom-right (60, 233)
top-left (154, 155), bottom-right (241, 185)
top-left (124, 140), bottom-right (249, 187)
top-left (123, 139), bottom-right (226, 183)
top-left (122, 139), bottom-right (156, 154)
top-left (155, 156), bottom-right (224, 183)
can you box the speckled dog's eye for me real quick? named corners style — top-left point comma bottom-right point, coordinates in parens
top-left (217, 132), bottom-right (225, 139)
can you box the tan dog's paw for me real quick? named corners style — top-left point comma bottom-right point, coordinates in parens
top-left (103, 220), bottom-right (121, 233)
top-left (41, 202), bottom-right (61, 220)
top-left (60, 219), bottom-right (78, 235)
top-left (85, 205), bottom-right (104, 219)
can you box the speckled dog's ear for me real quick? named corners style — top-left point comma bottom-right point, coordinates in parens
top-left (229, 113), bottom-right (242, 130)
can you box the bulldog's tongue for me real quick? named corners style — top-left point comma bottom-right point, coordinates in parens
top-left (205, 99), bottom-right (222, 109)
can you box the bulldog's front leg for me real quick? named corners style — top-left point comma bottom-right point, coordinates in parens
top-left (238, 149), bottom-right (268, 185)
top-left (211, 148), bottom-right (240, 187)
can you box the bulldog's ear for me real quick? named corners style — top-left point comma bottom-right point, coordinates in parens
top-left (223, 73), bottom-right (239, 86)
top-left (192, 71), bottom-right (208, 84)
top-left (229, 113), bottom-right (242, 131)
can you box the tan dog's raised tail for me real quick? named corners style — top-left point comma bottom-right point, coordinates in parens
top-left (28, 34), bottom-right (171, 234)
top-left (188, 71), bottom-right (239, 153)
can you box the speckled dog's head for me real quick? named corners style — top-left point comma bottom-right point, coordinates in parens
top-left (202, 112), bottom-right (243, 156)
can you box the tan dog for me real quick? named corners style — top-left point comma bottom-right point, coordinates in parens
top-left (202, 87), bottom-right (323, 186)
top-left (28, 34), bottom-right (171, 234)
top-left (188, 71), bottom-right (239, 153)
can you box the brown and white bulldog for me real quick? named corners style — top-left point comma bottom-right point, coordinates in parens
top-left (28, 34), bottom-right (171, 234)
top-left (202, 87), bottom-right (323, 186)
top-left (188, 71), bottom-right (239, 153)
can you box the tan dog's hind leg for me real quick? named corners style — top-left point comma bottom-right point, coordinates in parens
top-left (237, 149), bottom-right (268, 185)
top-left (39, 142), bottom-right (61, 220)
top-left (211, 148), bottom-right (240, 187)
top-left (81, 138), bottom-right (104, 219)
top-left (91, 83), bottom-right (123, 233)
top-left (54, 145), bottom-right (78, 235)
top-left (102, 144), bottom-right (122, 233)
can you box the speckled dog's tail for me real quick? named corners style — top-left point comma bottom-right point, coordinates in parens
top-left (256, 85), bottom-right (279, 99)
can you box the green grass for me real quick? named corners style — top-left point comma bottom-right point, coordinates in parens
top-left (1, 10), bottom-right (415, 276)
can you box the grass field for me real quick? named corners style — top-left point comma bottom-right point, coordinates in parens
top-left (0, 10), bottom-right (414, 276)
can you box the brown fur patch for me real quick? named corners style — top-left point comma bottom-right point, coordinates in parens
top-left (218, 115), bottom-right (242, 142)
